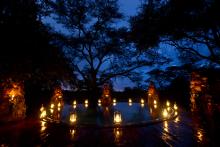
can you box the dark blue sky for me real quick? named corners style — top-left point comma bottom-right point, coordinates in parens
top-left (43, 0), bottom-right (183, 91)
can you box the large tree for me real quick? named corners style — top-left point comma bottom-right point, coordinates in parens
top-left (0, 0), bottom-right (72, 115)
top-left (44, 0), bottom-right (154, 106)
top-left (131, 0), bottom-right (220, 65)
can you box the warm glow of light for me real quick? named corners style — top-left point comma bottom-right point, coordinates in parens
top-left (140, 98), bottom-right (144, 104)
top-left (128, 98), bottom-right (132, 103)
top-left (70, 112), bottom-right (77, 124)
top-left (40, 110), bottom-right (47, 119)
top-left (58, 95), bottom-right (62, 99)
top-left (175, 111), bottom-right (178, 116)
top-left (70, 129), bottom-right (75, 138)
top-left (50, 103), bottom-right (54, 109)
top-left (174, 103), bottom-right (178, 110)
top-left (163, 109), bottom-right (168, 118)
top-left (113, 99), bottom-right (116, 103)
top-left (98, 99), bottom-right (101, 103)
top-left (174, 117), bottom-right (179, 123)
top-left (105, 94), bottom-right (109, 97)
top-left (41, 121), bottom-right (46, 132)
top-left (167, 107), bottom-right (170, 111)
top-left (114, 127), bottom-right (122, 143)
top-left (50, 108), bottom-right (54, 114)
top-left (163, 121), bottom-right (168, 132)
top-left (73, 104), bottom-right (77, 109)
top-left (128, 102), bottom-right (132, 106)
top-left (114, 111), bottom-right (122, 124)
top-left (58, 107), bottom-right (61, 111)
top-left (141, 103), bottom-right (145, 108)
top-left (85, 99), bottom-right (88, 104)
top-left (166, 101), bottom-right (170, 107)
top-left (113, 102), bottom-right (116, 106)
top-left (58, 102), bottom-right (61, 107)
top-left (85, 103), bottom-right (88, 108)
top-left (73, 100), bottom-right (77, 105)
top-left (197, 130), bottom-right (203, 142)
top-left (153, 100), bottom-right (157, 105)
top-left (154, 104), bottom-right (157, 109)
top-left (40, 105), bottom-right (44, 112)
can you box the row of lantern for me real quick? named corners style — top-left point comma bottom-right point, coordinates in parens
top-left (40, 100), bottom-right (178, 124)
top-left (162, 100), bottom-right (178, 118)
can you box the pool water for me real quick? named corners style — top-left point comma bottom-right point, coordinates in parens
top-left (57, 102), bottom-right (162, 127)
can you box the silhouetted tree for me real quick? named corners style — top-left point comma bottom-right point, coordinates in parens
top-left (0, 0), bottom-right (73, 116)
top-left (131, 0), bottom-right (220, 65)
top-left (44, 0), bottom-right (153, 107)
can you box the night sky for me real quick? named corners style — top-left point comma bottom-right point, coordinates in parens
top-left (44, 0), bottom-right (180, 91)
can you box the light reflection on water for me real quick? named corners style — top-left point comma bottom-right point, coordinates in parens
top-left (114, 127), bottom-right (123, 144)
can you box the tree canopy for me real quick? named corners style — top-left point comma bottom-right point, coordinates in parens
top-left (131, 0), bottom-right (220, 65)
top-left (43, 0), bottom-right (155, 96)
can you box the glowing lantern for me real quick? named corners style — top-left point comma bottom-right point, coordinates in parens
top-left (58, 102), bottom-right (61, 107)
top-left (85, 99), bottom-right (88, 104)
top-left (113, 99), bottom-right (116, 103)
top-left (73, 100), bottom-right (77, 105)
top-left (153, 100), bottom-right (157, 105)
top-left (98, 99), bottom-right (101, 106)
top-left (154, 104), bottom-right (157, 109)
top-left (174, 103), bottom-right (178, 110)
top-left (50, 108), bottom-right (54, 114)
top-left (162, 109), bottom-right (168, 118)
top-left (41, 121), bottom-right (46, 132)
top-left (40, 105), bottom-right (44, 112)
top-left (114, 111), bottom-right (122, 124)
top-left (140, 98), bottom-right (144, 104)
top-left (58, 107), bottom-right (61, 111)
top-left (128, 98), bottom-right (132, 106)
top-left (166, 101), bottom-right (170, 107)
top-left (50, 103), bottom-right (54, 109)
top-left (40, 110), bottom-right (47, 119)
top-left (70, 112), bottom-right (77, 124)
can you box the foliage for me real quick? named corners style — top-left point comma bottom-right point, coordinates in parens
top-left (131, 0), bottom-right (220, 65)
top-left (43, 0), bottom-right (154, 94)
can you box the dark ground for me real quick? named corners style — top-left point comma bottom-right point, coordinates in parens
top-left (0, 107), bottom-right (219, 147)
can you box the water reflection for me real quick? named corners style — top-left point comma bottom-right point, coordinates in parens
top-left (70, 129), bottom-right (76, 140)
top-left (114, 127), bottom-right (123, 144)
top-left (40, 121), bottom-right (46, 132)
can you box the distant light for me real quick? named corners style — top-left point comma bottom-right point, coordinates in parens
top-left (154, 104), bottom-right (157, 109)
top-left (40, 105), bottom-right (44, 112)
top-left (85, 99), bottom-right (88, 104)
top-left (174, 103), bottom-right (178, 110)
top-left (140, 98), bottom-right (144, 104)
top-left (128, 98), bottom-right (132, 103)
top-left (50, 103), bottom-right (54, 109)
top-left (113, 99), bottom-right (116, 103)
top-left (114, 111), bottom-right (122, 124)
top-left (166, 101), bottom-right (170, 107)
top-left (50, 108), bottom-right (54, 114)
top-left (153, 100), bottom-right (157, 105)
top-left (73, 100), bottom-right (77, 105)
top-left (163, 109), bottom-right (168, 118)
top-left (70, 112), bottom-right (77, 124)
top-left (40, 110), bottom-right (47, 119)
top-left (58, 102), bottom-right (61, 107)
